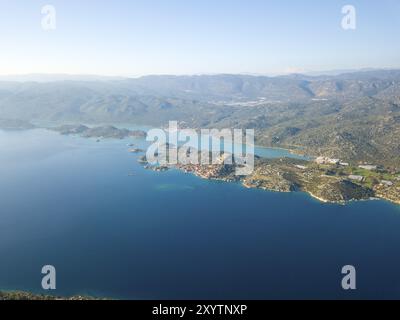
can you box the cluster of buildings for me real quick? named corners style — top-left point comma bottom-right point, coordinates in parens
top-left (315, 157), bottom-right (380, 171)
top-left (315, 156), bottom-right (396, 189)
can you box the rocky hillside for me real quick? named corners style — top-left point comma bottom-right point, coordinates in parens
top-left (0, 70), bottom-right (399, 167)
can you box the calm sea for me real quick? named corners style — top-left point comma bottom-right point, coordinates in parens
top-left (0, 129), bottom-right (399, 299)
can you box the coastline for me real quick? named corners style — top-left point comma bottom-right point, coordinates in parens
top-left (2, 126), bottom-right (398, 208)
top-left (306, 191), bottom-right (331, 204)
top-left (236, 173), bottom-right (398, 206)
top-left (0, 290), bottom-right (104, 300)
top-left (375, 195), bottom-right (400, 206)
top-left (168, 162), bottom-right (400, 207)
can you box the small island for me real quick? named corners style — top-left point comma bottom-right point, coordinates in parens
top-left (49, 124), bottom-right (147, 140)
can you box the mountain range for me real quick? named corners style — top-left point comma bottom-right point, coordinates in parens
top-left (0, 69), bottom-right (399, 168)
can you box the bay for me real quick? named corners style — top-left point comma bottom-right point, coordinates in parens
top-left (0, 129), bottom-right (399, 299)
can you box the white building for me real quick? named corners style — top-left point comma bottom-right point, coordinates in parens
top-left (381, 180), bottom-right (394, 187)
top-left (349, 175), bottom-right (364, 182)
top-left (315, 157), bottom-right (340, 165)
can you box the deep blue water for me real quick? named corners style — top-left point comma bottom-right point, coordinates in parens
top-left (0, 129), bottom-right (399, 299)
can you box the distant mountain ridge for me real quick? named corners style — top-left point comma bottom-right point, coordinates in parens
top-left (0, 70), bottom-right (399, 167)
top-left (0, 74), bottom-right (127, 83)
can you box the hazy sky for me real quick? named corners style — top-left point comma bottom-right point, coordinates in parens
top-left (1, 0), bottom-right (400, 76)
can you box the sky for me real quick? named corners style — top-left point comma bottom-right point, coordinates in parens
top-left (0, 0), bottom-right (400, 76)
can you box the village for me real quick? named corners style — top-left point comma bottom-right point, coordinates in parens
top-left (138, 151), bottom-right (400, 205)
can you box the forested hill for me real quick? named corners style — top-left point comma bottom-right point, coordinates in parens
top-left (0, 70), bottom-right (399, 167)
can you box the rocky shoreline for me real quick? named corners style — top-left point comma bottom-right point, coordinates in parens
top-left (138, 152), bottom-right (400, 206)
top-left (0, 291), bottom-right (102, 300)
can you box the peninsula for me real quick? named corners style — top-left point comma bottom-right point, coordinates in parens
top-left (138, 150), bottom-right (400, 205)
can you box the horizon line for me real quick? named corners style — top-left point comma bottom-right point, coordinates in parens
top-left (1, 67), bottom-right (400, 81)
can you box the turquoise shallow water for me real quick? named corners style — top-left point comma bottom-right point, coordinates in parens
top-left (0, 129), bottom-right (399, 299)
